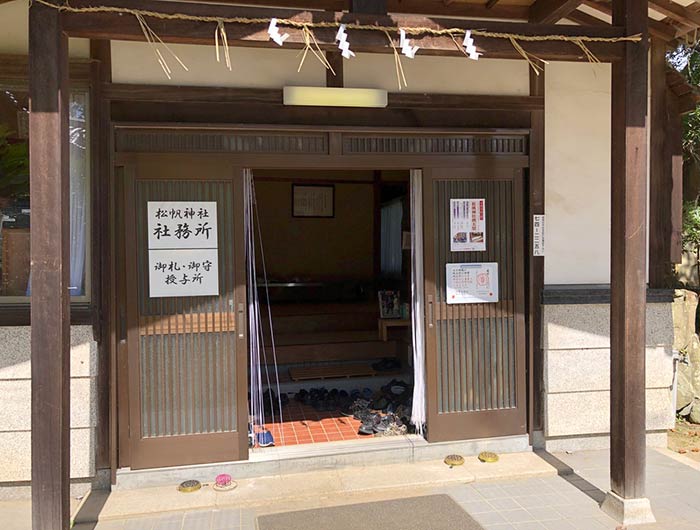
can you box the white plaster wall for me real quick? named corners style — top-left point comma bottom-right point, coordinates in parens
top-left (111, 40), bottom-right (530, 96)
top-left (544, 62), bottom-right (612, 285)
top-left (111, 41), bottom-right (327, 88)
top-left (0, 326), bottom-right (98, 483)
top-left (0, 0), bottom-right (89, 57)
top-left (343, 54), bottom-right (530, 95)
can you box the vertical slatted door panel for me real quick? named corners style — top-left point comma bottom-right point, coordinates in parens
top-left (424, 169), bottom-right (527, 442)
top-left (125, 174), bottom-right (246, 470)
top-left (136, 180), bottom-right (237, 438)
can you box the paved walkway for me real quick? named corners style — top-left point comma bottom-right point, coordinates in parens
top-left (5, 448), bottom-right (700, 529)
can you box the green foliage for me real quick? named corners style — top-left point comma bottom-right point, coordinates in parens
top-left (683, 200), bottom-right (700, 286)
top-left (0, 125), bottom-right (29, 199)
top-left (684, 200), bottom-right (700, 250)
top-left (685, 108), bottom-right (700, 165)
top-left (669, 45), bottom-right (700, 166)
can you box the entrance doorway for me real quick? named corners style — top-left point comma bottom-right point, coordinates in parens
top-left (422, 168), bottom-right (527, 442)
top-left (113, 127), bottom-right (533, 470)
top-left (119, 160), bottom-right (250, 470)
top-left (248, 169), bottom-right (416, 448)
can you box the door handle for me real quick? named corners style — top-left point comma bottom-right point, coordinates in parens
top-left (237, 302), bottom-right (245, 339)
top-left (427, 295), bottom-right (434, 328)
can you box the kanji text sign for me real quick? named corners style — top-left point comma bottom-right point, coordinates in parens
top-left (446, 262), bottom-right (499, 304)
top-left (148, 201), bottom-right (218, 249)
top-left (147, 201), bottom-right (220, 298)
top-left (148, 249), bottom-right (219, 298)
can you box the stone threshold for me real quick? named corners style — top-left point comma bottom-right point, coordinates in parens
top-left (94, 450), bottom-right (556, 522)
top-left (114, 434), bottom-right (530, 491)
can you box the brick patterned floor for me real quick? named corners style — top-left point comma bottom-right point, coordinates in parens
top-left (261, 402), bottom-right (364, 447)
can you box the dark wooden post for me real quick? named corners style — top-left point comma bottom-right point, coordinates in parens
top-left (29, 2), bottom-right (71, 530)
top-left (603, 0), bottom-right (654, 524)
top-left (649, 38), bottom-right (669, 288)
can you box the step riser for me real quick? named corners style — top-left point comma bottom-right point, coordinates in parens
top-left (263, 314), bottom-right (379, 334)
top-left (265, 341), bottom-right (399, 365)
top-left (113, 435), bottom-right (533, 491)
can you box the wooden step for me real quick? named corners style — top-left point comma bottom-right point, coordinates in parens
top-left (263, 313), bottom-right (379, 334)
top-left (288, 362), bottom-right (400, 382)
top-left (266, 330), bottom-right (379, 347)
top-left (260, 303), bottom-right (379, 334)
top-left (265, 340), bottom-right (399, 365)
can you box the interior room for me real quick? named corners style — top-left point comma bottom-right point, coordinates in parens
top-left (249, 169), bottom-right (415, 448)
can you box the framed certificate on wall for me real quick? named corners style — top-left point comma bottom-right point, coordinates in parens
top-left (292, 184), bottom-right (335, 218)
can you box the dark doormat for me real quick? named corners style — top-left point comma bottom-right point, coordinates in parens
top-left (256, 494), bottom-right (485, 530)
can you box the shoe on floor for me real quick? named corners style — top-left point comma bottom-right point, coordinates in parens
top-left (256, 429), bottom-right (275, 447)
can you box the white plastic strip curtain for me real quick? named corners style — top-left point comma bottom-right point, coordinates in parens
top-left (410, 169), bottom-right (426, 436)
top-left (380, 199), bottom-right (403, 277)
top-left (244, 170), bottom-right (284, 446)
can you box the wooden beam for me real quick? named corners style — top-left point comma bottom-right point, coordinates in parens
top-left (350, 0), bottom-right (387, 15)
top-left (101, 82), bottom-right (544, 110)
top-left (529, 0), bottom-right (585, 24)
top-left (649, 0), bottom-right (700, 29)
top-left (608, 0), bottom-right (649, 507)
top-left (57, 0), bottom-right (628, 62)
top-left (207, 0), bottom-right (530, 19)
top-left (29, 2), bottom-right (71, 530)
top-left (584, 0), bottom-right (686, 40)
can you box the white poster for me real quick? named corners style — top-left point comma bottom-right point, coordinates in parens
top-left (147, 201), bottom-right (219, 298)
top-left (446, 262), bottom-right (499, 304)
top-left (148, 249), bottom-right (219, 298)
top-left (450, 198), bottom-right (486, 252)
top-left (533, 214), bottom-right (545, 257)
top-left (148, 201), bottom-right (218, 249)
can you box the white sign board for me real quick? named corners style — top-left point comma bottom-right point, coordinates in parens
top-left (450, 198), bottom-right (486, 252)
top-left (149, 249), bottom-right (219, 298)
top-left (533, 214), bottom-right (545, 257)
top-left (446, 262), bottom-right (499, 304)
top-left (147, 201), bottom-right (219, 298)
top-left (148, 201), bottom-right (218, 249)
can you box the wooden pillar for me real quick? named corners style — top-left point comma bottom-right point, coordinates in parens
top-left (29, 3), bottom-right (71, 530)
top-left (605, 0), bottom-right (653, 522)
top-left (529, 69), bottom-right (545, 437)
top-left (649, 38), bottom-right (669, 288)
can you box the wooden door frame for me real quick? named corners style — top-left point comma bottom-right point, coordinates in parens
top-left (117, 160), bottom-right (249, 469)
top-left (422, 167), bottom-right (528, 442)
top-left (111, 124), bottom-right (537, 471)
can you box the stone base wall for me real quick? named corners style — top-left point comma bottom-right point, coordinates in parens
top-left (0, 326), bottom-right (98, 488)
top-left (542, 303), bottom-right (675, 452)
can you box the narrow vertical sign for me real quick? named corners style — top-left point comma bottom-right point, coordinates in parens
top-left (147, 201), bottom-right (219, 298)
top-left (533, 214), bottom-right (545, 257)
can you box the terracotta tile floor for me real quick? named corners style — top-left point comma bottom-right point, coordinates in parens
top-left (261, 401), bottom-right (365, 447)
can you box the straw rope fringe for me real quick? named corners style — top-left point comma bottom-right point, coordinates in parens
top-left (32, 0), bottom-right (643, 43)
top-left (32, 0), bottom-right (641, 77)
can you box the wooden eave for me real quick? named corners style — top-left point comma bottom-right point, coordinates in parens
top-left (183, 1), bottom-right (700, 43)
top-left (667, 66), bottom-right (700, 113)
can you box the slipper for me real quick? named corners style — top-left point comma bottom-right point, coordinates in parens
top-left (256, 429), bottom-right (275, 447)
top-left (358, 414), bottom-right (380, 435)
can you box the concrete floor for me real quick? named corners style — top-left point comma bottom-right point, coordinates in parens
top-left (3, 448), bottom-right (700, 529)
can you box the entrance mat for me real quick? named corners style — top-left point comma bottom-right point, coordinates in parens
top-left (256, 494), bottom-right (484, 530)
